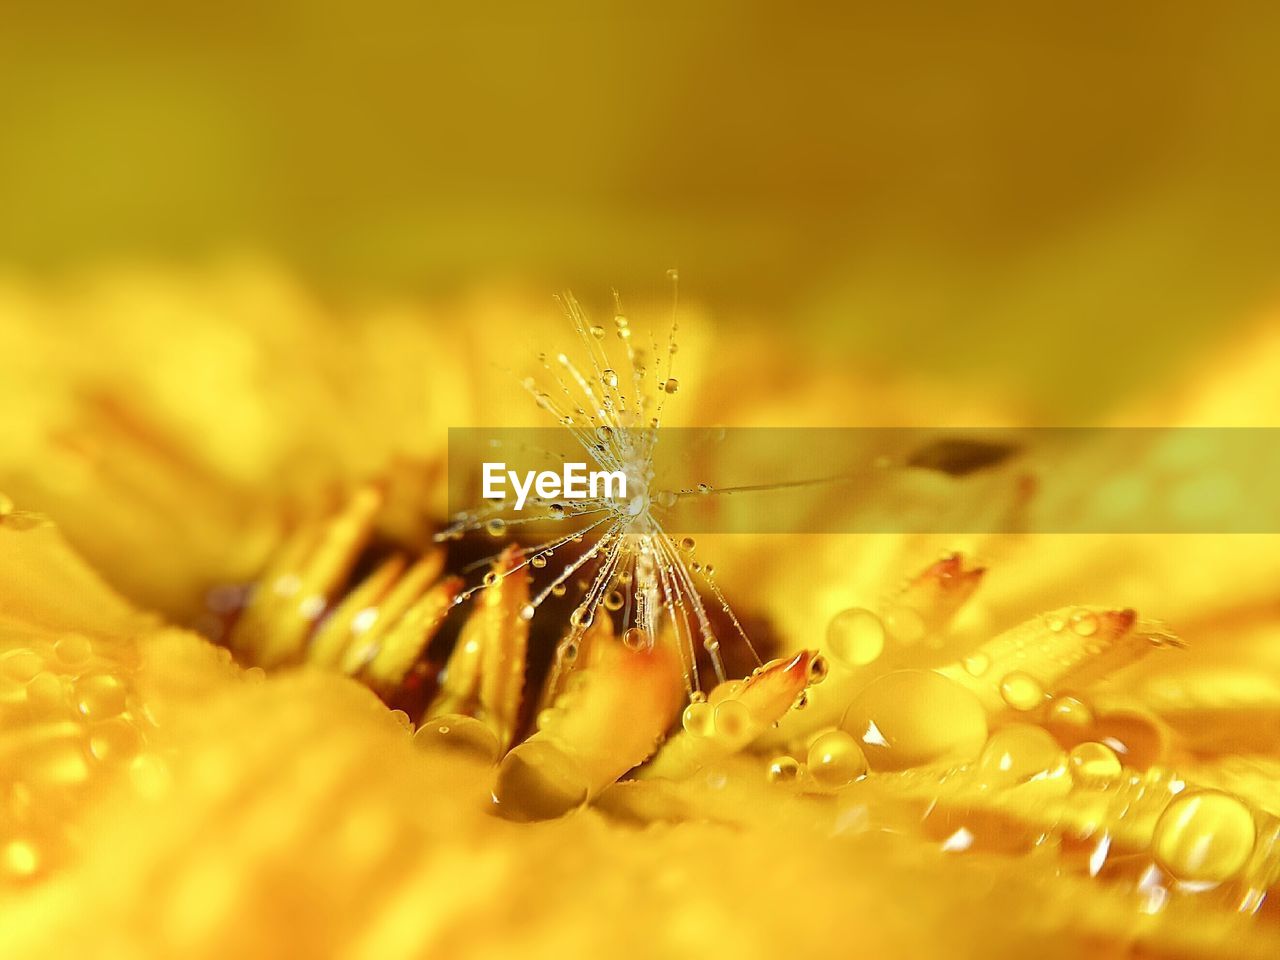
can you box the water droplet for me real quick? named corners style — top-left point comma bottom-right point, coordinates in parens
top-left (530, 554), bottom-right (547, 569)
top-left (826, 608), bottom-right (885, 667)
top-left (569, 604), bottom-right (593, 628)
top-left (622, 627), bottom-right (648, 651)
top-left (1068, 741), bottom-right (1122, 783)
top-left (492, 741), bottom-right (589, 821)
top-left (486, 518), bottom-right (507, 538)
top-left (415, 714), bottom-right (501, 763)
top-left (519, 603), bottom-right (535, 621)
top-left (596, 425), bottom-right (614, 443)
top-left (1046, 695), bottom-right (1094, 732)
top-left (604, 590), bottom-right (624, 611)
top-left (74, 674), bottom-right (127, 719)
top-left (808, 654), bottom-right (829, 685)
top-left (55, 634), bottom-right (93, 666)
top-left (767, 756), bottom-right (801, 784)
top-left (1071, 610), bottom-right (1099, 637)
top-left (602, 368), bottom-right (619, 388)
top-left (548, 503), bottom-right (566, 519)
top-left (963, 653), bottom-right (990, 677)
top-left (682, 701), bottom-right (715, 737)
top-left (482, 572), bottom-right (499, 588)
top-left (977, 724), bottom-right (1062, 784)
top-left (89, 717), bottom-right (142, 763)
top-left (841, 671), bottom-right (987, 771)
top-left (807, 730), bottom-right (866, 788)
top-left (589, 324), bottom-right (604, 339)
top-left (551, 583), bottom-right (567, 597)
top-left (713, 700), bottom-right (752, 742)
top-left (1153, 790), bottom-right (1255, 883)
top-left (679, 537), bottom-right (695, 552)
top-left (3, 839), bottom-right (40, 878)
top-left (696, 482), bottom-right (712, 494)
top-left (655, 490), bottom-right (677, 509)
top-left (883, 605), bottom-right (926, 645)
top-left (663, 378), bottom-right (679, 394)
top-left (999, 671), bottom-right (1045, 711)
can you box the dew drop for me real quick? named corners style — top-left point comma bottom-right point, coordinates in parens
top-left (841, 671), bottom-right (987, 771)
top-left (486, 518), bottom-right (507, 538)
top-left (767, 756), bottom-right (801, 784)
top-left (55, 634), bottom-right (93, 666)
top-left (999, 671), bottom-right (1045, 712)
top-left (569, 604), bottom-right (593, 628)
top-left (808, 654), bottom-right (830, 685)
top-left (604, 590), bottom-right (624, 611)
top-left (807, 730), bottom-right (867, 788)
top-left (596, 425), bottom-right (614, 443)
top-left (548, 503), bottom-right (566, 519)
top-left (696, 482), bottom-right (712, 494)
top-left (883, 605), bottom-right (926, 645)
top-left (713, 700), bottom-right (752, 743)
top-left (482, 572), bottom-right (499, 588)
top-left (977, 724), bottom-right (1063, 784)
top-left (682, 701), bottom-right (715, 737)
top-left (589, 324), bottom-right (604, 339)
top-left (1046, 695), bottom-right (1094, 733)
top-left (492, 741), bottom-right (589, 821)
top-left (530, 554), bottom-right (547, 569)
top-left (602, 368), bottom-right (619, 388)
top-left (963, 653), bottom-right (990, 677)
top-left (1068, 741), bottom-right (1122, 783)
top-left (1153, 790), bottom-right (1256, 883)
top-left (622, 627), bottom-right (648, 651)
top-left (3, 839), bottom-right (40, 879)
top-left (519, 603), bottom-right (535, 621)
top-left (413, 714), bottom-right (501, 765)
top-left (826, 607), bottom-right (885, 667)
top-left (663, 378), bottom-right (679, 394)
top-left (1071, 610), bottom-right (1099, 637)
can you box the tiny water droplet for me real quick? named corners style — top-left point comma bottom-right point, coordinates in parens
top-left (1071, 610), bottom-right (1099, 636)
top-left (622, 627), bottom-right (648, 651)
top-left (826, 608), bottom-right (885, 667)
top-left (767, 756), bottom-right (801, 784)
top-left (999, 671), bottom-right (1045, 711)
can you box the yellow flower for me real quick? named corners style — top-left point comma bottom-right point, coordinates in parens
top-left (3, 265), bottom-right (1280, 958)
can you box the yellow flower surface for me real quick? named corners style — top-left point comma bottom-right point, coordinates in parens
top-left (3, 267), bottom-right (1280, 959)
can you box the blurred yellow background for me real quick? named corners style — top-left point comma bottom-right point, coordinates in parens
top-left (2, 2), bottom-right (1280, 413)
